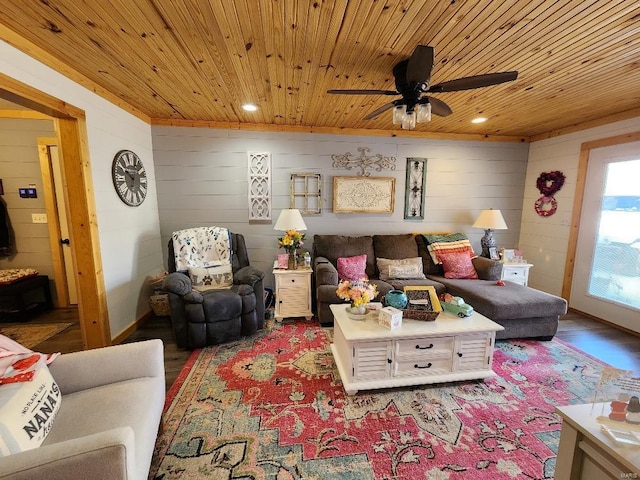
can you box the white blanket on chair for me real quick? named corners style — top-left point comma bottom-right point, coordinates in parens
top-left (172, 226), bottom-right (232, 271)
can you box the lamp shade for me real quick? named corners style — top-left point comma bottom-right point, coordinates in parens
top-left (274, 209), bottom-right (307, 231)
top-left (472, 209), bottom-right (508, 230)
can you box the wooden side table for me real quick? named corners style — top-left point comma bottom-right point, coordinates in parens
top-left (273, 266), bottom-right (313, 321)
top-left (555, 403), bottom-right (640, 479)
top-left (500, 263), bottom-right (533, 286)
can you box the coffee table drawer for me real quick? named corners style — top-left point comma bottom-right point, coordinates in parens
top-left (394, 356), bottom-right (452, 377)
top-left (395, 336), bottom-right (453, 358)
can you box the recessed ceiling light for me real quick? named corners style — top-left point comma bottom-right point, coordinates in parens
top-left (242, 104), bottom-right (258, 112)
top-left (471, 117), bottom-right (487, 124)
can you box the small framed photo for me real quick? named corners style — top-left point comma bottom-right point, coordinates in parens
top-left (277, 254), bottom-right (289, 269)
top-left (502, 249), bottom-right (515, 262)
top-left (489, 247), bottom-right (500, 260)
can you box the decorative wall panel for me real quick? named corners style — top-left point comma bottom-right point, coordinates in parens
top-left (248, 152), bottom-right (271, 220)
top-left (290, 173), bottom-right (322, 214)
top-left (333, 176), bottom-right (395, 213)
top-left (404, 158), bottom-right (427, 220)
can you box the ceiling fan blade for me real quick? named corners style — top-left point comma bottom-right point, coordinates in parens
top-left (327, 89), bottom-right (398, 95)
top-left (428, 71), bottom-right (518, 93)
top-left (363, 102), bottom-right (396, 120)
top-left (419, 96), bottom-right (452, 117)
top-left (406, 45), bottom-right (434, 84)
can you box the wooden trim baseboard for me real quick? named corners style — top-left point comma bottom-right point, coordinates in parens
top-left (111, 309), bottom-right (155, 345)
top-left (565, 308), bottom-right (640, 339)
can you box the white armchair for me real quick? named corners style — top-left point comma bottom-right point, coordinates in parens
top-left (0, 339), bottom-right (165, 480)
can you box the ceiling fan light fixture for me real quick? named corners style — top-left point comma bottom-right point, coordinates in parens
top-left (417, 103), bottom-right (432, 123)
top-left (392, 105), bottom-right (406, 125)
top-left (401, 110), bottom-right (416, 130)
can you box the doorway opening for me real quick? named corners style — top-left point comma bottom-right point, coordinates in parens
top-left (0, 72), bottom-right (110, 348)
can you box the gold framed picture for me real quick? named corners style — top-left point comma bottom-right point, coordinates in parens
top-left (333, 176), bottom-right (395, 213)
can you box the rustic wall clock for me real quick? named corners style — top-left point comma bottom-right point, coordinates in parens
top-left (111, 150), bottom-right (148, 206)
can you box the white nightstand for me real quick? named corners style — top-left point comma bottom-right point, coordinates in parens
top-left (272, 265), bottom-right (313, 321)
top-left (500, 263), bottom-right (533, 286)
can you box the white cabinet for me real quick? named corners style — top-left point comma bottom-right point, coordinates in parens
top-left (273, 267), bottom-right (312, 321)
top-left (500, 263), bottom-right (533, 286)
top-left (330, 304), bottom-right (502, 395)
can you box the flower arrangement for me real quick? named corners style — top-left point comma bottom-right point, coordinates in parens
top-left (277, 229), bottom-right (305, 254)
top-left (336, 279), bottom-right (378, 308)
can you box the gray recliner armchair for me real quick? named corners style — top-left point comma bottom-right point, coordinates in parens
top-left (163, 231), bottom-right (265, 349)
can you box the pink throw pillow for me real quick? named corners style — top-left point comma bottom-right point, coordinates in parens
top-left (337, 255), bottom-right (368, 281)
top-left (437, 251), bottom-right (478, 279)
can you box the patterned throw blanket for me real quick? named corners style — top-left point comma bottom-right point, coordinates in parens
top-left (171, 226), bottom-right (232, 272)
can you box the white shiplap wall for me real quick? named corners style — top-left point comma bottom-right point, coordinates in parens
top-left (152, 126), bottom-right (530, 288)
top-left (0, 118), bottom-right (56, 280)
top-left (522, 116), bottom-right (640, 296)
top-left (1, 39), bottom-right (164, 339)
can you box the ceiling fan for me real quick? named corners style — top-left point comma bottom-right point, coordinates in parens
top-left (327, 45), bottom-right (518, 129)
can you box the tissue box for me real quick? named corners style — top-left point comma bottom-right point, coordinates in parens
top-left (379, 306), bottom-right (403, 330)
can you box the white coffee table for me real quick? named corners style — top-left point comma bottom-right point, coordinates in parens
top-left (330, 304), bottom-right (504, 395)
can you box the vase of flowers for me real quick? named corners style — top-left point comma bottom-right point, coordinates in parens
top-left (278, 229), bottom-right (306, 269)
top-left (336, 279), bottom-right (378, 318)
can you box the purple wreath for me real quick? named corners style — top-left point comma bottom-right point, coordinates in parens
top-left (536, 171), bottom-right (566, 197)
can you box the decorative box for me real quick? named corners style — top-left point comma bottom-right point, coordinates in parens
top-left (378, 306), bottom-right (403, 330)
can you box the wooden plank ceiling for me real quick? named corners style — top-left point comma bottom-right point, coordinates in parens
top-left (0, 0), bottom-right (638, 139)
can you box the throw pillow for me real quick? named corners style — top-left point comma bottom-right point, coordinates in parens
top-left (425, 233), bottom-right (477, 265)
top-left (0, 353), bottom-right (62, 456)
top-left (188, 263), bottom-right (233, 292)
top-left (437, 251), bottom-right (479, 279)
top-left (337, 254), bottom-right (368, 281)
top-left (377, 257), bottom-right (426, 281)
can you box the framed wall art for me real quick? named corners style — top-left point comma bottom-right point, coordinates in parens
top-left (333, 176), bottom-right (395, 213)
top-left (404, 157), bottom-right (427, 220)
top-left (290, 173), bottom-right (322, 214)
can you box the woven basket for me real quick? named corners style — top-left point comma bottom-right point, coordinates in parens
top-left (401, 308), bottom-right (439, 322)
top-left (149, 293), bottom-right (170, 316)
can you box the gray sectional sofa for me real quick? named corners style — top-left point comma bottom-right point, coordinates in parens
top-left (313, 233), bottom-right (567, 340)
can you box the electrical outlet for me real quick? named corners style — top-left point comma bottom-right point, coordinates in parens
top-left (32, 213), bottom-right (48, 223)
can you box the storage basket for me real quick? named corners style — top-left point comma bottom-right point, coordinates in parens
top-left (401, 285), bottom-right (442, 321)
top-left (149, 293), bottom-right (170, 316)
top-left (401, 308), bottom-right (439, 321)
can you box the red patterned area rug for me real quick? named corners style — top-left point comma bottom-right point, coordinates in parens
top-left (150, 322), bottom-right (606, 480)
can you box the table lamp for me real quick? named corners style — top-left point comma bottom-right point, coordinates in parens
top-left (472, 209), bottom-right (507, 258)
top-left (274, 209), bottom-right (307, 232)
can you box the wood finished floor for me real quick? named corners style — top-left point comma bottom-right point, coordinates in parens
top-left (8, 308), bottom-right (640, 391)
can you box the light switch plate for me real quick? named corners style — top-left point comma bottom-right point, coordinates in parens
top-left (32, 213), bottom-right (48, 223)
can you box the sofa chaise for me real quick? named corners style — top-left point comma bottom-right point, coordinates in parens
top-left (313, 233), bottom-right (567, 340)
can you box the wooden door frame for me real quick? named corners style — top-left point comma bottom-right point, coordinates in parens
top-left (37, 137), bottom-right (71, 308)
top-left (562, 130), bottom-right (640, 303)
top-left (0, 72), bottom-right (111, 349)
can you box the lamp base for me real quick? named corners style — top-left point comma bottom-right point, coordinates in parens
top-left (480, 229), bottom-right (497, 258)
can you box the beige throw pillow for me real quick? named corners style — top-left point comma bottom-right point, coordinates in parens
top-left (188, 264), bottom-right (233, 291)
top-left (377, 257), bottom-right (426, 280)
